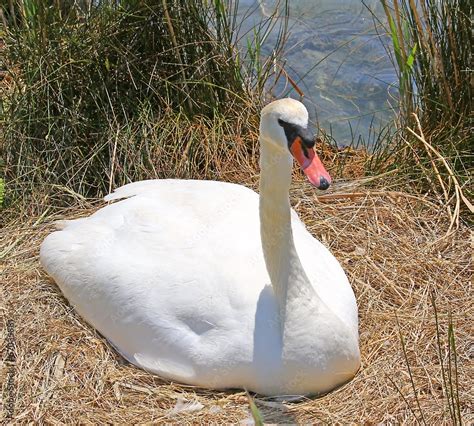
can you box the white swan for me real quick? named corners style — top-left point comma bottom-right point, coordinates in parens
top-left (40, 99), bottom-right (360, 396)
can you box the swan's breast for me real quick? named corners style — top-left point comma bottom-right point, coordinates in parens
top-left (291, 216), bottom-right (358, 335)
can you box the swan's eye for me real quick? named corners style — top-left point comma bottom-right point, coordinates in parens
top-left (278, 119), bottom-right (315, 151)
top-left (278, 119), bottom-right (298, 146)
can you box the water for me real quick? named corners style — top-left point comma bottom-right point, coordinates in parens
top-left (238, 0), bottom-right (398, 145)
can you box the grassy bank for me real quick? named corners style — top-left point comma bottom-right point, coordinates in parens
top-left (1, 0), bottom-right (471, 219)
top-left (1, 0), bottom-right (287, 205)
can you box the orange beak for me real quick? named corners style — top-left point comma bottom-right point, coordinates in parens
top-left (290, 137), bottom-right (332, 189)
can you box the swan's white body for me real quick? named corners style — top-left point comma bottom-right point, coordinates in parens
top-left (40, 99), bottom-right (360, 396)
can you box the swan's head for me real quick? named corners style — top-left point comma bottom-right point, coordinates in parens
top-left (260, 98), bottom-right (332, 190)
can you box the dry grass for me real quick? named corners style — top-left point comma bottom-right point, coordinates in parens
top-left (1, 172), bottom-right (472, 424)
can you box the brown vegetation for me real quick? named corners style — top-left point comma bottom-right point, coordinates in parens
top-left (1, 170), bottom-right (472, 423)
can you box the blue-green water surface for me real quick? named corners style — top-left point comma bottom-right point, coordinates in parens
top-left (239, 0), bottom-right (398, 144)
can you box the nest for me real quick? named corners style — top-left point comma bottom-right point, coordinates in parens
top-left (1, 179), bottom-right (472, 424)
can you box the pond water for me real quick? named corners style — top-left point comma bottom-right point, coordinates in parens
top-left (238, 0), bottom-right (398, 145)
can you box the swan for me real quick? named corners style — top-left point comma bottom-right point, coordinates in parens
top-left (40, 98), bottom-right (360, 396)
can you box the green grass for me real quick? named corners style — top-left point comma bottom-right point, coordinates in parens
top-left (432, 294), bottom-right (462, 425)
top-left (372, 0), bottom-right (472, 223)
top-left (246, 391), bottom-right (264, 426)
top-left (1, 0), bottom-right (471, 225)
top-left (0, 177), bottom-right (4, 206)
top-left (379, 0), bottom-right (471, 127)
top-left (0, 0), bottom-right (287, 202)
top-left (392, 294), bottom-right (463, 425)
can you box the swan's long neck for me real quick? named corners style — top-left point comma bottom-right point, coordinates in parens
top-left (259, 138), bottom-right (320, 328)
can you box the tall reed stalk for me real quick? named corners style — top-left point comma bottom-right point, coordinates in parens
top-left (378, 0), bottom-right (472, 223)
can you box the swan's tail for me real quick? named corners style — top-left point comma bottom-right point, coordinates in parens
top-left (104, 180), bottom-right (162, 202)
top-left (52, 218), bottom-right (86, 230)
top-left (53, 220), bottom-right (71, 230)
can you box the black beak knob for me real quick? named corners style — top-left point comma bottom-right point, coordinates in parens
top-left (318, 176), bottom-right (330, 190)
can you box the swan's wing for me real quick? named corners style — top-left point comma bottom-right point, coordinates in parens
top-left (40, 180), bottom-right (270, 383)
top-left (103, 179), bottom-right (248, 202)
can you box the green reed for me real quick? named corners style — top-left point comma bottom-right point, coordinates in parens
top-left (0, 0), bottom-right (288, 201)
top-left (373, 0), bottom-right (472, 222)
